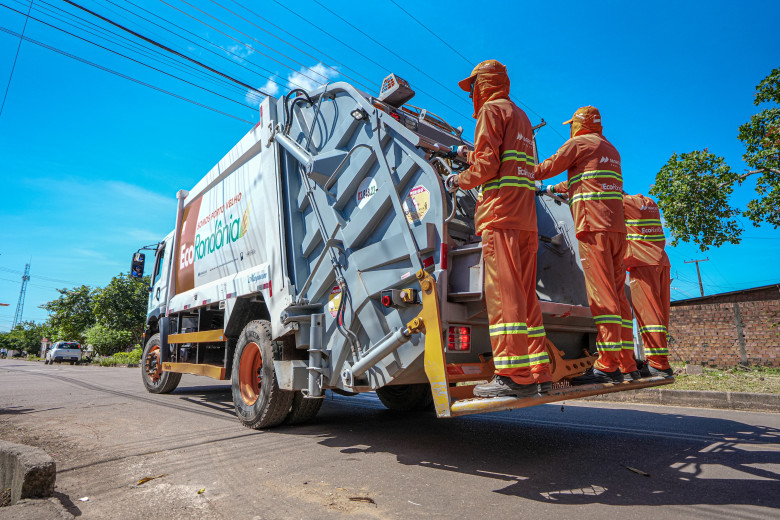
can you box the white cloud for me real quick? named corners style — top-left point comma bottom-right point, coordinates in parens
top-left (226, 43), bottom-right (255, 60)
top-left (286, 63), bottom-right (339, 93)
top-left (246, 77), bottom-right (280, 107)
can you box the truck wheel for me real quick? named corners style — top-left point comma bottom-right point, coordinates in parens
top-left (376, 384), bottom-right (434, 412)
top-left (232, 320), bottom-right (293, 429)
top-left (285, 392), bottom-right (324, 425)
top-left (141, 333), bottom-right (181, 394)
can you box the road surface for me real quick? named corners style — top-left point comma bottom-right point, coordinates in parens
top-left (1, 359), bottom-right (778, 519)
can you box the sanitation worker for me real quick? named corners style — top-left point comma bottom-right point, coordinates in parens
top-left (623, 193), bottom-right (674, 378)
top-left (446, 59), bottom-right (554, 398)
top-left (537, 106), bottom-right (639, 383)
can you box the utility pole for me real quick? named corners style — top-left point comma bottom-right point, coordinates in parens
top-left (684, 258), bottom-right (709, 297)
top-left (12, 263), bottom-right (30, 328)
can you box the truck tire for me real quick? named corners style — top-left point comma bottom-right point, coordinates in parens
top-left (285, 392), bottom-right (324, 425)
top-left (231, 320), bottom-right (293, 429)
top-left (141, 333), bottom-right (181, 394)
top-left (376, 384), bottom-right (434, 412)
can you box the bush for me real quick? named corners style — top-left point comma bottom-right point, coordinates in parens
top-left (97, 346), bottom-right (142, 366)
top-left (84, 324), bottom-right (134, 356)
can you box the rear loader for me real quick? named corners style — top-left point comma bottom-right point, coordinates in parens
top-left (133, 75), bottom-right (672, 428)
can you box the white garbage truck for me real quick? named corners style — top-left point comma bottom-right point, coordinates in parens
top-left (133, 76), bottom-right (671, 428)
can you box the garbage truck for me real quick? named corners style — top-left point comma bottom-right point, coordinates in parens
top-left (133, 75), bottom-right (672, 428)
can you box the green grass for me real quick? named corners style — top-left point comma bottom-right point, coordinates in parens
top-left (95, 346), bottom-right (142, 367)
top-left (669, 363), bottom-right (780, 394)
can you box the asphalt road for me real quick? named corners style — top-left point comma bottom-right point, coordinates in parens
top-left (1, 358), bottom-right (778, 519)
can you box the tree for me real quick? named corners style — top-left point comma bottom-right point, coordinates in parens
top-left (651, 67), bottom-right (780, 250)
top-left (40, 285), bottom-right (95, 343)
top-left (83, 324), bottom-right (135, 356)
top-left (90, 272), bottom-right (150, 351)
top-left (8, 321), bottom-right (51, 356)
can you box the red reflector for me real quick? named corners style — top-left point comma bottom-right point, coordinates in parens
top-left (446, 326), bottom-right (471, 351)
top-left (382, 295), bottom-right (392, 307)
top-left (441, 244), bottom-right (448, 270)
top-left (423, 256), bottom-right (434, 268)
top-left (391, 112), bottom-right (401, 121)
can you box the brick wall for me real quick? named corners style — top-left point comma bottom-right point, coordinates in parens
top-left (669, 291), bottom-right (780, 368)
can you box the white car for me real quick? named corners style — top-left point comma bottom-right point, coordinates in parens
top-left (45, 341), bottom-right (82, 365)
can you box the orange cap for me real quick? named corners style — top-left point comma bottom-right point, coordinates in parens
top-left (458, 59), bottom-right (507, 92)
top-left (562, 106), bottom-right (601, 126)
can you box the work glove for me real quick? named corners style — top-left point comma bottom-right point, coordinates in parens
top-left (445, 174), bottom-right (459, 193)
top-left (545, 185), bottom-right (556, 196)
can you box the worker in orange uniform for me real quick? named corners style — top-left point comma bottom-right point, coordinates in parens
top-left (537, 106), bottom-right (639, 383)
top-left (623, 193), bottom-right (674, 378)
top-left (445, 59), bottom-right (554, 397)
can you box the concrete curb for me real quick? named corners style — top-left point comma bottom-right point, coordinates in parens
top-left (586, 387), bottom-right (780, 412)
top-left (0, 441), bottom-right (56, 505)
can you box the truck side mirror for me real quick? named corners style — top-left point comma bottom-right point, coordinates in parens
top-left (131, 252), bottom-right (145, 278)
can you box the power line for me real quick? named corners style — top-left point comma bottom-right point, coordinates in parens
top-left (61, 0), bottom-right (272, 97)
top-left (387, 0), bottom-right (473, 66)
top-left (227, 0), bottom-right (378, 89)
top-left (0, 24), bottom-right (254, 123)
top-left (0, 0), bottom-right (31, 118)
top-left (29, 0), bottom-right (264, 104)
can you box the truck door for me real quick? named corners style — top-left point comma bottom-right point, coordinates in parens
top-left (149, 234), bottom-right (173, 314)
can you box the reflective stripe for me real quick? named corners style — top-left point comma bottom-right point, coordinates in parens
top-left (639, 325), bottom-right (668, 334)
top-left (645, 348), bottom-right (669, 356)
top-left (489, 322), bottom-right (528, 336)
top-left (569, 169), bottom-right (622, 186)
top-left (494, 354), bottom-right (531, 368)
top-left (626, 218), bottom-right (662, 226)
top-left (529, 352), bottom-right (550, 366)
top-left (594, 314), bottom-right (622, 325)
top-left (622, 319), bottom-right (633, 329)
top-left (500, 150), bottom-right (536, 166)
top-left (627, 233), bottom-right (665, 241)
top-left (570, 191), bottom-right (623, 204)
top-left (527, 325), bottom-right (546, 338)
top-left (596, 341), bottom-right (623, 352)
top-left (622, 341), bottom-right (634, 350)
top-left (483, 176), bottom-right (535, 193)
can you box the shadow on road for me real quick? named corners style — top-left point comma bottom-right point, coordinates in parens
top-left (280, 394), bottom-right (780, 509)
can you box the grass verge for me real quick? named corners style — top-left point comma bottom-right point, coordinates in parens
top-left (669, 363), bottom-right (780, 394)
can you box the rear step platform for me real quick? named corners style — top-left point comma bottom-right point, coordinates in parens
top-left (449, 376), bottom-right (674, 417)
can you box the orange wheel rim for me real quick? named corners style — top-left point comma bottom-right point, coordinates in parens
top-left (145, 345), bottom-right (162, 383)
top-left (238, 342), bottom-right (263, 406)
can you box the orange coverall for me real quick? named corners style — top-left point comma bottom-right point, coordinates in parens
top-left (535, 107), bottom-right (636, 374)
top-left (624, 194), bottom-right (672, 370)
top-left (456, 60), bottom-right (554, 386)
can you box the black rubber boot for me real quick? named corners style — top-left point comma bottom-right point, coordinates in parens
top-left (474, 375), bottom-right (539, 398)
top-left (649, 366), bottom-right (674, 379)
top-left (627, 371), bottom-right (642, 381)
top-left (537, 381), bottom-right (553, 394)
top-left (571, 367), bottom-right (624, 385)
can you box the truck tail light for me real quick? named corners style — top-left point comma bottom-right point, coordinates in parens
top-left (447, 326), bottom-right (470, 351)
top-left (382, 294), bottom-right (392, 307)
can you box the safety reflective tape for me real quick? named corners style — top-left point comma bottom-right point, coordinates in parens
top-left (622, 319), bottom-right (633, 328)
top-left (527, 325), bottom-right (546, 338)
top-left (627, 233), bottom-right (665, 241)
top-left (500, 150), bottom-right (536, 166)
top-left (494, 354), bottom-right (532, 368)
top-left (489, 322), bottom-right (528, 336)
top-left (639, 325), bottom-right (668, 334)
top-left (622, 341), bottom-right (634, 350)
top-left (569, 169), bottom-right (622, 186)
top-left (645, 348), bottom-right (669, 355)
top-left (596, 341), bottom-right (623, 352)
top-left (594, 315), bottom-right (623, 324)
top-left (529, 352), bottom-right (550, 365)
top-left (482, 176), bottom-right (535, 193)
top-left (570, 191), bottom-right (623, 204)
top-left (625, 218), bottom-right (662, 226)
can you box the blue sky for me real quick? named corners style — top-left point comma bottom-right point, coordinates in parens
top-left (1, 0), bottom-right (778, 329)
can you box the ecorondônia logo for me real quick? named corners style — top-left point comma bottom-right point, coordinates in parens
top-left (180, 201), bottom-right (251, 269)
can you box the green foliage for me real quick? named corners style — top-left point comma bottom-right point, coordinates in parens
top-left (653, 67), bottom-right (780, 250)
top-left (91, 273), bottom-right (150, 349)
top-left (6, 321), bottom-right (51, 355)
top-left (41, 285), bottom-right (95, 343)
top-left (84, 324), bottom-right (134, 356)
top-left (651, 150), bottom-right (744, 249)
top-left (97, 346), bottom-right (142, 366)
